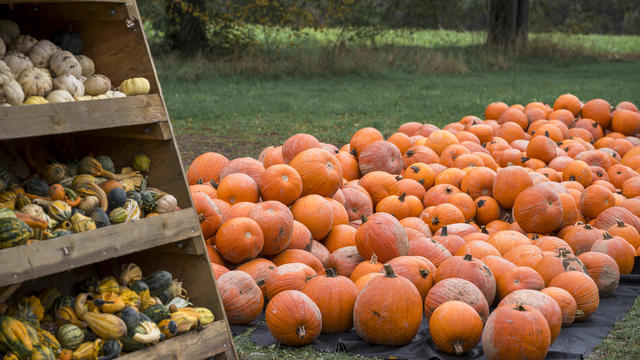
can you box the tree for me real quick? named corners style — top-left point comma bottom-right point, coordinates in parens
top-left (487, 0), bottom-right (529, 49)
top-left (164, 0), bottom-right (210, 53)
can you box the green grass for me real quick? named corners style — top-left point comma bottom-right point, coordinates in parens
top-left (587, 296), bottom-right (640, 360)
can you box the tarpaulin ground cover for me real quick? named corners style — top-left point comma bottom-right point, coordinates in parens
top-left (230, 257), bottom-right (640, 360)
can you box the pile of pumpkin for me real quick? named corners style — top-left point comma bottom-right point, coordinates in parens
top-left (0, 153), bottom-right (180, 249)
top-left (0, 263), bottom-right (214, 360)
top-left (0, 19), bottom-right (150, 106)
top-left (188, 94), bottom-right (640, 359)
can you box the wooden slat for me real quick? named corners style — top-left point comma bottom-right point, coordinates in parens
top-left (119, 320), bottom-right (236, 360)
top-left (0, 94), bottom-right (167, 140)
top-left (0, 208), bottom-right (200, 287)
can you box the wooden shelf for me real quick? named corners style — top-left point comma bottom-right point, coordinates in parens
top-left (0, 94), bottom-right (168, 141)
top-left (120, 320), bottom-right (235, 360)
top-left (0, 208), bottom-right (200, 287)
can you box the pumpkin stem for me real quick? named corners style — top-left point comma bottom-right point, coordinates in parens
top-left (521, 157), bottom-right (530, 163)
top-left (531, 233), bottom-right (539, 240)
top-left (370, 254), bottom-right (378, 264)
top-left (569, 175), bottom-right (576, 181)
top-left (584, 224), bottom-right (593, 230)
top-left (445, 187), bottom-right (453, 194)
top-left (325, 268), bottom-right (337, 277)
top-left (410, 165), bottom-right (420, 173)
top-left (616, 219), bottom-right (625, 227)
top-left (463, 254), bottom-right (473, 261)
top-left (256, 279), bottom-right (266, 287)
top-left (557, 248), bottom-right (568, 258)
top-left (453, 341), bottom-right (464, 356)
top-left (398, 193), bottom-right (406, 202)
top-left (418, 179), bottom-right (425, 185)
top-left (406, 150), bottom-right (415, 157)
top-left (395, 175), bottom-right (403, 181)
top-left (350, 149), bottom-right (358, 156)
top-left (440, 226), bottom-right (447, 236)
top-left (210, 181), bottom-right (218, 189)
top-left (544, 130), bottom-right (550, 138)
top-left (296, 325), bottom-right (306, 338)
top-left (383, 264), bottom-right (396, 278)
top-left (361, 214), bottom-right (368, 223)
top-left (419, 268), bottom-right (430, 278)
top-left (197, 178), bottom-right (203, 184)
top-left (477, 199), bottom-right (486, 207)
top-left (513, 302), bottom-right (526, 311)
top-left (480, 225), bottom-right (488, 234)
top-left (603, 232), bottom-right (613, 240)
top-left (575, 309), bottom-right (585, 319)
top-left (432, 216), bottom-right (440, 225)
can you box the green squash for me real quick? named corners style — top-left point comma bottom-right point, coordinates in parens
top-left (129, 280), bottom-right (149, 294)
top-left (143, 271), bottom-right (173, 296)
top-left (8, 303), bottom-right (39, 328)
top-left (142, 304), bottom-right (170, 323)
top-left (139, 190), bottom-right (157, 214)
top-left (48, 200), bottom-right (72, 222)
top-left (118, 307), bottom-right (140, 335)
top-left (100, 339), bottom-right (122, 360)
top-left (108, 208), bottom-right (127, 224)
top-left (0, 316), bottom-right (35, 359)
top-left (157, 289), bottom-right (171, 305)
top-left (89, 208), bottom-right (110, 228)
top-left (24, 178), bottom-right (48, 196)
top-left (0, 217), bottom-right (32, 249)
top-left (107, 188), bottom-right (127, 211)
top-left (51, 295), bottom-right (75, 315)
top-left (29, 345), bottom-right (55, 360)
top-left (95, 155), bottom-right (115, 174)
top-left (37, 288), bottom-right (62, 313)
top-left (36, 328), bottom-right (60, 353)
top-left (119, 334), bottom-right (145, 352)
top-left (48, 229), bottom-right (73, 239)
top-left (126, 191), bottom-right (142, 204)
top-left (56, 324), bottom-right (84, 350)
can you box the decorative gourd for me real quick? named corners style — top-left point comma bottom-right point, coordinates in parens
top-left (94, 155), bottom-right (115, 173)
top-left (119, 78), bottom-right (151, 96)
top-left (23, 96), bottom-right (48, 105)
top-left (0, 315), bottom-right (36, 359)
top-left (54, 306), bottom-right (87, 329)
top-left (4, 52), bottom-right (32, 76)
top-left (20, 296), bottom-right (44, 322)
top-left (0, 79), bottom-right (24, 105)
top-left (25, 178), bottom-right (49, 196)
top-left (72, 55), bottom-right (94, 77)
top-left (74, 294), bottom-right (127, 340)
top-left (28, 345), bottom-right (56, 360)
top-left (53, 28), bottom-right (84, 55)
top-left (156, 194), bottom-right (178, 214)
top-left (132, 321), bottom-right (161, 344)
top-left (142, 304), bottom-right (170, 323)
top-left (83, 74), bottom-right (111, 96)
top-left (87, 208), bottom-right (108, 228)
top-left (99, 339), bottom-right (122, 360)
top-left (29, 40), bottom-right (57, 67)
top-left (52, 74), bottom-right (84, 97)
top-left (56, 324), bottom-right (84, 350)
top-left (194, 308), bottom-right (214, 325)
top-left (36, 328), bottom-right (60, 353)
top-left (139, 190), bottom-right (158, 214)
top-left (70, 213), bottom-right (96, 233)
top-left (157, 319), bottom-right (177, 339)
top-left (119, 263), bottom-right (142, 287)
top-left (48, 200), bottom-right (72, 222)
top-left (143, 271), bottom-right (173, 296)
top-left (70, 341), bottom-right (93, 360)
top-left (78, 157), bottom-right (117, 180)
top-left (10, 35), bottom-right (38, 54)
top-left (18, 68), bottom-right (53, 97)
top-left (49, 51), bottom-right (81, 77)
top-left (73, 183), bottom-right (108, 212)
top-left (169, 311), bottom-right (198, 334)
top-left (122, 199), bottom-right (141, 222)
top-left (45, 89), bottom-right (73, 103)
top-left (0, 60), bottom-right (11, 83)
top-left (0, 217), bottom-right (31, 249)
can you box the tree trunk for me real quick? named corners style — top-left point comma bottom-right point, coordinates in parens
top-left (165, 0), bottom-right (209, 53)
top-left (487, 0), bottom-right (529, 50)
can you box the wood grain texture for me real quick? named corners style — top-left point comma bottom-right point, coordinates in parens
top-left (0, 208), bottom-right (200, 287)
top-left (0, 95), bottom-right (167, 140)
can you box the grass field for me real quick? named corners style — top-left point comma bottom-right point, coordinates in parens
top-left (156, 29), bottom-right (640, 359)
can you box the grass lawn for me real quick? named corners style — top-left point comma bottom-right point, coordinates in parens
top-left (155, 30), bottom-right (640, 359)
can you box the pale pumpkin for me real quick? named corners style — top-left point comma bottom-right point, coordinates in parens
top-left (50, 50), bottom-right (82, 77)
top-left (84, 74), bottom-right (111, 96)
top-left (4, 52), bottom-right (33, 75)
top-left (28, 39), bottom-right (58, 67)
top-left (18, 67), bottom-right (53, 97)
top-left (46, 89), bottom-right (74, 103)
top-left (120, 77), bottom-right (151, 96)
top-left (0, 79), bottom-right (24, 105)
top-left (75, 55), bottom-right (95, 77)
top-left (53, 74), bottom-right (85, 97)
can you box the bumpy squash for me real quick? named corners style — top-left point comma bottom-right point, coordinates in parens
top-left (108, 208), bottom-right (127, 224)
top-left (0, 217), bottom-right (31, 249)
top-left (37, 288), bottom-right (61, 313)
top-left (131, 153), bottom-right (151, 172)
top-left (8, 303), bottom-right (38, 328)
top-left (142, 304), bottom-right (170, 323)
top-left (0, 315), bottom-right (35, 359)
top-left (158, 319), bottom-right (178, 339)
top-left (74, 294), bottom-right (127, 340)
top-left (29, 345), bottom-right (55, 360)
top-left (54, 306), bottom-right (86, 329)
top-left (70, 341), bottom-right (93, 360)
top-left (170, 311), bottom-right (198, 334)
top-left (20, 296), bottom-right (44, 321)
top-left (123, 199), bottom-right (141, 222)
top-left (118, 289), bottom-right (140, 309)
top-left (36, 328), bottom-right (60, 353)
top-left (48, 200), bottom-right (72, 222)
top-left (119, 78), bottom-right (150, 96)
top-left (70, 213), bottom-right (96, 233)
top-left (96, 277), bottom-right (119, 294)
top-left (138, 191), bottom-right (157, 214)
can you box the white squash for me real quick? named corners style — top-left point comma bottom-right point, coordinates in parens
top-left (157, 195), bottom-right (178, 214)
top-left (0, 60), bottom-right (13, 83)
top-left (46, 89), bottom-right (74, 103)
top-left (0, 79), bottom-right (24, 105)
top-left (53, 74), bottom-right (84, 97)
top-left (119, 77), bottom-right (150, 96)
top-left (10, 35), bottom-right (38, 54)
top-left (28, 40), bottom-right (57, 67)
top-left (18, 67), bottom-right (53, 97)
top-left (50, 50), bottom-right (81, 77)
top-left (0, 19), bottom-right (20, 45)
top-left (106, 90), bottom-right (126, 98)
top-left (75, 55), bottom-right (95, 77)
top-left (83, 74), bottom-right (111, 95)
top-left (3, 52), bottom-right (33, 76)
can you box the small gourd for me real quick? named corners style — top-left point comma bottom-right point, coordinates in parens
top-left (23, 96), bottom-right (48, 105)
top-left (123, 199), bottom-right (141, 221)
top-left (10, 34), bottom-right (38, 54)
top-left (144, 271), bottom-right (173, 296)
top-left (53, 74), bottom-right (84, 97)
top-left (49, 200), bottom-right (72, 222)
top-left (21, 295), bottom-right (45, 321)
top-left (132, 321), bottom-right (161, 344)
top-left (0, 315), bottom-right (35, 359)
top-left (142, 304), bottom-right (170, 323)
top-left (46, 89), bottom-right (74, 103)
top-left (74, 294), bottom-right (127, 340)
top-left (119, 263), bottom-right (142, 286)
top-left (0, 217), bottom-right (31, 249)
top-left (106, 90), bottom-right (126, 98)
top-left (131, 153), bottom-right (150, 172)
top-left (70, 213), bottom-right (96, 233)
top-left (107, 187), bottom-right (127, 211)
top-left (30, 344), bottom-right (56, 360)
top-left (99, 339), bottom-right (122, 360)
top-left (78, 196), bottom-right (99, 214)
top-left (18, 68), bottom-right (52, 97)
top-left (75, 55), bottom-right (94, 77)
top-left (0, 190), bottom-right (16, 209)
top-left (0, 60), bottom-right (11, 83)
top-left (108, 207), bottom-right (127, 224)
top-left (0, 19), bottom-right (20, 44)
top-left (0, 79), bottom-right (24, 105)
top-left (83, 74), bottom-right (111, 96)
top-left (170, 311), bottom-right (198, 334)
top-left (78, 157), bottom-right (117, 179)
top-left (71, 174), bottom-right (96, 187)
top-left (94, 292), bottom-right (125, 313)
top-left (118, 289), bottom-right (141, 309)
top-left (89, 208), bottom-right (110, 228)
top-left (96, 277), bottom-right (120, 294)
top-left (119, 78), bottom-right (150, 96)
top-left (15, 194), bottom-right (30, 210)
top-left (56, 324), bottom-right (84, 350)
top-left (7, 302), bottom-right (39, 328)
top-left (95, 155), bottom-right (115, 173)
top-left (41, 163), bottom-right (67, 184)
top-left (25, 177), bottom-right (49, 196)
top-left (194, 307), bottom-right (214, 326)
top-left (49, 50), bottom-right (81, 77)
top-left (36, 328), bottom-right (60, 353)
top-left (3, 52), bottom-right (33, 76)
top-left (158, 319), bottom-right (178, 339)
top-left (28, 40), bottom-right (57, 67)
top-left (54, 306), bottom-right (87, 329)
top-left (156, 194), bottom-right (178, 214)
top-left (70, 341), bottom-right (93, 360)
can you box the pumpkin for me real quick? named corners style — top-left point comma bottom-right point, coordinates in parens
top-left (192, 191), bottom-right (223, 238)
top-left (355, 213), bottom-right (409, 262)
top-left (215, 217), bottom-right (264, 264)
top-left (302, 268), bottom-right (359, 333)
top-left (590, 232), bottom-right (636, 274)
top-left (281, 133), bottom-right (322, 164)
top-left (325, 246), bottom-right (364, 278)
top-left (266, 263), bottom-right (317, 299)
top-left (460, 167), bottom-right (496, 199)
top-left (540, 287), bottom-right (578, 327)
top-left (350, 127), bottom-right (384, 157)
top-left (4, 52), bottom-right (33, 76)
top-left (408, 236), bottom-right (452, 267)
top-left (216, 173), bottom-right (259, 204)
top-left (273, 249), bottom-right (325, 275)
top-left (120, 77), bottom-right (150, 96)
top-left (57, 324), bottom-right (84, 350)
top-left (512, 184), bottom-right (563, 234)
top-left (83, 74), bottom-right (111, 96)
top-left (265, 290), bottom-right (322, 346)
top-left (290, 195), bottom-right (333, 240)
top-left (259, 164), bottom-right (302, 206)
top-left (431, 225), bottom-right (466, 255)
top-left (549, 271), bottom-right (599, 321)
top-left (219, 157), bottom-right (265, 187)
top-left (353, 264), bottom-right (422, 346)
top-left (429, 300), bottom-right (483, 355)
top-left (482, 303), bottom-right (551, 360)
top-left (607, 219), bottom-right (640, 249)
top-left (350, 254), bottom-right (383, 282)
top-left (236, 258), bottom-right (276, 297)
top-left (578, 251), bottom-right (620, 297)
top-left (496, 266), bottom-right (545, 300)
top-left (324, 224), bottom-right (357, 253)
top-left (18, 67), bottom-right (53, 98)
top-left (288, 220), bottom-right (312, 250)
top-left (435, 254), bottom-right (497, 305)
top-left (455, 240), bottom-right (500, 259)
top-left (358, 141), bottom-right (403, 175)
top-left (385, 256), bottom-right (436, 299)
top-left (533, 248), bottom-right (587, 286)
top-left (289, 148), bottom-right (342, 197)
top-left (248, 201), bottom-right (294, 256)
top-left (358, 171), bottom-right (399, 206)
top-left (342, 187), bottom-right (373, 222)
top-left (75, 55), bottom-right (95, 77)
top-left (502, 244), bottom-right (544, 268)
top-left (186, 152), bottom-right (229, 185)
top-left (217, 271), bottom-right (264, 325)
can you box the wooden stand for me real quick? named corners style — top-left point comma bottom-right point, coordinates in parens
top-left (0, 1), bottom-right (238, 359)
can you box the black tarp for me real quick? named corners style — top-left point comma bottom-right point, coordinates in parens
top-left (231, 257), bottom-right (640, 360)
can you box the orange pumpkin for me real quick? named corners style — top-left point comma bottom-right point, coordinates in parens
top-left (513, 184), bottom-right (563, 234)
top-left (266, 263), bottom-right (317, 299)
top-left (273, 249), bottom-right (325, 275)
top-left (335, 151), bottom-right (360, 181)
top-left (215, 217), bottom-right (264, 264)
top-left (265, 290), bottom-right (322, 346)
top-left (355, 213), bottom-right (409, 262)
top-left (216, 173), bottom-right (259, 204)
top-left (324, 224), bottom-right (357, 253)
top-left (358, 141), bottom-right (403, 175)
top-left (492, 166), bottom-right (533, 209)
top-left (578, 251), bottom-right (620, 297)
top-left (425, 277), bottom-right (489, 323)
top-left (342, 187), bottom-right (373, 222)
top-left (192, 191), bottom-right (223, 239)
top-left (249, 201), bottom-right (295, 256)
top-left (385, 256), bottom-right (436, 299)
top-left (590, 232), bottom-right (636, 274)
top-left (291, 195), bottom-right (334, 240)
top-left (549, 271), bottom-right (599, 321)
top-left (219, 157), bottom-right (265, 187)
top-left (533, 248), bottom-right (587, 286)
top-left (186, 152), bottom-right (229, 185)
top-left (435, 254), bottom-right (496, 305)
top-left (496, 266), bottom-right (545, 299)
top-left (460, 167), bottom-right (496, 199)
top-left (302, 268), bottom-right (359, 333)
top-left (282, 133), bottom-right (322, 163)
top-left (259, 164), bottom-right (302, 206)
top-left (236, 258), bottom-right (277, 297)
top-left (540, 287), bottom-right (578, 327)
top-left (429, 300), bottom-right (483, 355)
top-left (358, 171), bottom-right (399, 206)
top-left (350, 127), bottom-right (384, 157)
top-left (582, 98), bottom-right (612, 129)
top-left (288, 220), bottom-right (312, 250)
top-left (580, 184), bottom-right (615, 219)
top-left (498, 289), bottom-right (562, 344)
top-left (408, 236), bottom-right (452, 268)
top-left (218, 271), bottom-right (264, 325)
top-left (325, 246), bottom-right (365, 278)
top-left (290, 148), bottom-right (343, 197)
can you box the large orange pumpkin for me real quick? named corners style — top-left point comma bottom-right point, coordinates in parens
top-left (548, 271), bottom-right (599, 321)
top-left (192, 191), bottom-right (223, 239)
top-left (429, 300), bottom-right (483, 355)
top-left (291, 195), bottom-right (334, 240)
top-left (578, 251), bottom-right (620, 297)
top-left (302, 268), bottom-right (359, 333)
top-left (216, 172), bottom-right (259, 204)
top-left (324, 224), bottom-right (357, 253)
top-left (288, 220), bottom-right (312, 250)
top-left (266, 263), bottom-right (317, 299)
top-left (435, 254), bottom-right (496, 305)
top-left (186, 152), bottom-right (229, 185)
top-left (219, 157), bottom-right (265, 187)
top-left (533, 248), bottom-right (587, 286)
top-left (498, 289), bottom-right (562, 344)
top-left (496, 266), bottom-right (545, 300)
top-left (282, 133), bottom-right (322, 164)
top-left (335, 151), bottom-right (360, 181)
top-left (425, 277), bottom-right (490, 323)
top-left (236, 258), bottom-right (276, 297)
top-left (249, 201), bottom-right (294, 256)
top-left (385, 256), bottom-right (436, 299)
top-left (325, 246), bottom-right (365, 278)
top-left (355, 213), bottom-right (409, 262)
top-left (590, 232), bottom-right (636, 274)
top-left (482, 303), bottom-right (551, 360)
top-left (217, 271), bottom-right (264, 325)
top-left (265, 290), bottom-right (322, 346)
top-left (408, 236), bottom-right (452, 267)
top-left (582, 98), bottom-right (612, 129)
top-left (289, 148), bottom-right (343, 197)
top-left (259, 164), bottom-right (302, 206)
top-left (358, 171), bottom-right (399, 206)
top-left (358, 141), bottom-right (403, 175)
top-left (273, 249), bottom-right (325, 275)
top-left (513, 184), bottom-right (563, 234)
top-left (540, 287), bottom-right (578, 327)
top-left (350, 127), bottom-right (384, 157)
top-left (215, 217), bottom-right (264, 264)
top-left (460, 167), bottom-right (496, 199)
top-left (353, 264), bottom-right (423, 346)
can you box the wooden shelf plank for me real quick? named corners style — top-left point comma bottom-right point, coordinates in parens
top-left (0, 208), bottom-right (200, 287)
top-left (120, 320), bottom-right (235, 360)
top-left (0, 94), bottom-right (168, 141)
